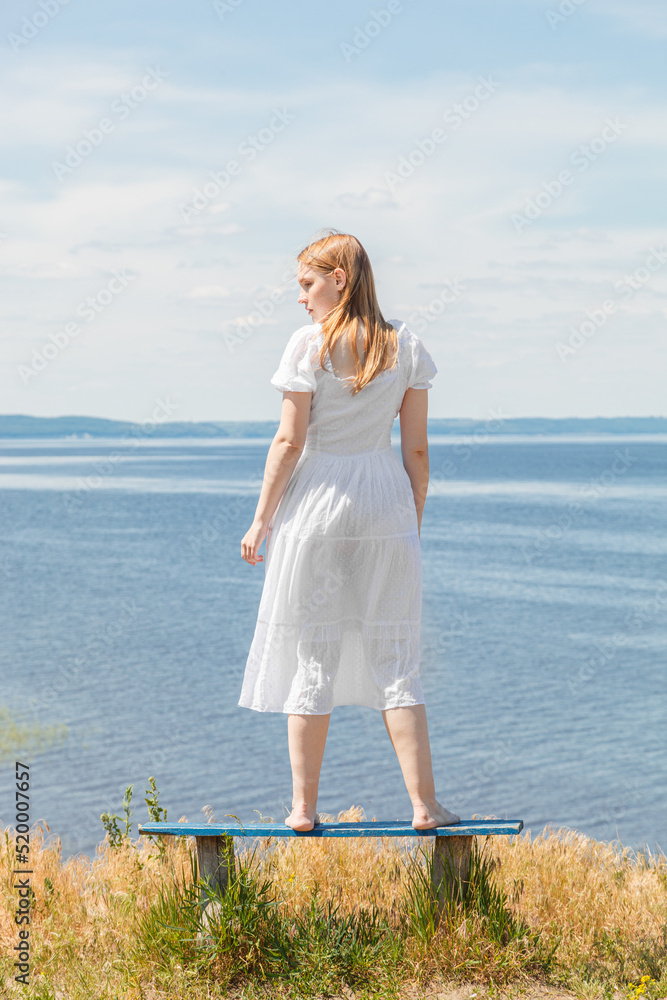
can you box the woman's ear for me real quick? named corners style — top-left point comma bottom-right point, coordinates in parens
top-left (333, 267), bottom-right (347, 291)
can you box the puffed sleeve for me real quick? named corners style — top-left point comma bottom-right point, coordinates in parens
top-left (270, 325), bottom-right (319, 393)
top-left (408, 332), bottom-right (438, 389)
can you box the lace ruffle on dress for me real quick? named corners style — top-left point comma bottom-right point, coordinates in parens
top-left (238, 319), bottom-right (438, 714)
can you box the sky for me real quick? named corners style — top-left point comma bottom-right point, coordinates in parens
top-left (1, 0), bottom-right (665, 423)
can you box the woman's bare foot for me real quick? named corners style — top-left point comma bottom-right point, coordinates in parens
top-left (412, 799), bottom-right (460, 830)
top-left (285, 805), bottom-right (320, 832)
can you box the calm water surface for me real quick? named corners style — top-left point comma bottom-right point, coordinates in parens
top-left (0, 434), bottom-right (665, 860)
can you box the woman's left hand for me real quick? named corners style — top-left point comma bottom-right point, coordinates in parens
top-left (241, 521), bottom-right (268, 565)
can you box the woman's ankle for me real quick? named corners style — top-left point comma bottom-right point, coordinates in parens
top-left (290, 799), bottom-right (317, 815)
top-left (411, 795), bottom-right (437, 812)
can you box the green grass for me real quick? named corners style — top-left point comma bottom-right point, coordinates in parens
top-left (132, 835), bottom-right (551, 997)
top-left (0, 704), bottom-right (68, 766)
top-left (2, 788), bottom-right (667, 999)
top-left (135, 844), bottom-right (404, 995)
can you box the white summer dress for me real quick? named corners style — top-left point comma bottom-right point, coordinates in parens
top-left (238, 319), bottom-right (438, 715)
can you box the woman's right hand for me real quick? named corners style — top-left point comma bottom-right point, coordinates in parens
top-left (241, 521), bottom-right (268, 565)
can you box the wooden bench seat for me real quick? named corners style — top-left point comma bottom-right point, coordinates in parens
top-left (138, 818), bottom-right (524, 915)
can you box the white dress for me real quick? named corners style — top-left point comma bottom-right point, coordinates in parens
top-left (238, 319), bottom-right (438, 715)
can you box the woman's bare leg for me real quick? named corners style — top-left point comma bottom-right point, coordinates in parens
top-left (285, 712), bottom-right (331, 831)
top-left (382, 704), bottom-right (460, 829)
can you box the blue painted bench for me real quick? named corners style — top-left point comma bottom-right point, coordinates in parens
top-left (138, 818), bottom-right (524, 915)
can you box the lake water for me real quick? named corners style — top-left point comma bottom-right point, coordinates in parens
top-left (1, 434), bottom-right (665, 861)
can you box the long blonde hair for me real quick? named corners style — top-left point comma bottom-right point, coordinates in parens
top-left (296, 229), bottom-right (398, 395)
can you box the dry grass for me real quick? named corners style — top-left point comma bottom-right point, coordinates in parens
top-left (1, 806), bottom-right (666, 999)
top-left (257, 805), bottom-right (409, 916)
top-left (492, 824), bottom-right (667, 982)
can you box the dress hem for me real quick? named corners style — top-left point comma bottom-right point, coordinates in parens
top-left (238, 699), bottom-right (427, 715)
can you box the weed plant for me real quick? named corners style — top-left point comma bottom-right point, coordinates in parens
top-left (1, 784), bottom-right (666, 999)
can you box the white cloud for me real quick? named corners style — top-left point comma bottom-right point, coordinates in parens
top-left (515, 0), bottom-right (667, 36)
top-left (185, 285), bottom-right (232, 299)
top-left (588, 0), bottom-right (667, 36)
top-left (1, 40), bottom-right (665, 420)
top-left (331, 188), bottom-right (400, 210)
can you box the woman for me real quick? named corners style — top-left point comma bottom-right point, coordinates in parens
top-left (239, 230), bottom-right (460, 834)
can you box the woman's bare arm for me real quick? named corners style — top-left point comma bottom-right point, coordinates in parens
top-left (399, 387), bottom-right (430, 537)
top-left (241, 391), bottom-right (312, 565)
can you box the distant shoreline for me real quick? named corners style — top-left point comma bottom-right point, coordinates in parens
top-left (1, 414), bottom-right (666, 438)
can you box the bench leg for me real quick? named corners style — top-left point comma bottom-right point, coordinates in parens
top-left (432, 835), bottom-right (472, 909)
top-left (195, 835), bottom-right (235, 941)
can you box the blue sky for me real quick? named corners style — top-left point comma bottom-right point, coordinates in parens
top-left (1, 0), bottom-right (665, 422)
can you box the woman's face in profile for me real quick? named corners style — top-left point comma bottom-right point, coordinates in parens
top-left (297, 265), bottom-right (346, 324)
